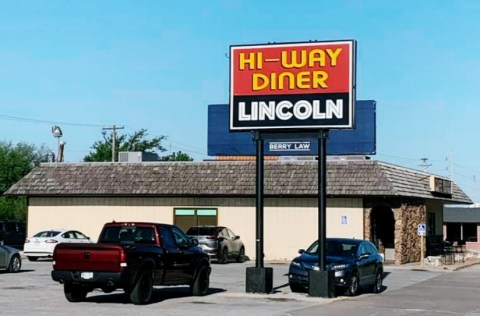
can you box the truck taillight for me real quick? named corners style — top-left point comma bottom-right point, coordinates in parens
top-left (120, 251), bottom-right (127, 269)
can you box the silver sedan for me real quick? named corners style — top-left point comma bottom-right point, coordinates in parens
top-left (0, 245), bottom-right (22, 272)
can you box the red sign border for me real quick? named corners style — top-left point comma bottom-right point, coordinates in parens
top-left (229, 40), bottom-right (356, 131)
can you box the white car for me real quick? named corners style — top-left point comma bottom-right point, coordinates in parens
top-left (23, 229), bottom-right (93, 261)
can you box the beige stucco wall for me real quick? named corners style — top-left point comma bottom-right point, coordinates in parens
top-left (28, 196), bottom-right (364, 261)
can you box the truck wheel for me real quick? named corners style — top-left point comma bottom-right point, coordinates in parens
top-left (7, 254), bottom-right (21, 273)
top-left (130, 270), bottom-right (153, 305)
top-left (64, 284), bottom-right (87, 302)
top-left (191, 265), bottom-right (210, 296)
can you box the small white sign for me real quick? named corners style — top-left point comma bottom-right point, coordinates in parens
top-left (418, 224), bottom-right (426, 236)
top-left (341, 215), bottom-right (348, 225)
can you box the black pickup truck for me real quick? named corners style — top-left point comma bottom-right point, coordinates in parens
top-left (51, 222), bottom-right (211, 305)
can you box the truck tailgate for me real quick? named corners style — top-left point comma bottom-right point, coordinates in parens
top-left (53, 243), bottom-right (125, 272)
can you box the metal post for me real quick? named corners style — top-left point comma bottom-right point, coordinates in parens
top-left (246, 131), bottom-right (272, 293)
top-left (255, 131), bottom-right (264, 268)
top-left (309, 129), bottom-right (335, 298)
top-left (318, 130), bottom-right (328, 271)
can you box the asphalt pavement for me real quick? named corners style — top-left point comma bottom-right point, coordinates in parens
top-left (4, 257), bottom-right (479, 316)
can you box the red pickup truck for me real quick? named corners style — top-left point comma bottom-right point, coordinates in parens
top-left (51, 222), bottom-right (211, 305)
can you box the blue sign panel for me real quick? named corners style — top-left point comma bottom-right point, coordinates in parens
top-left (208, 100), bottom-right (376, 156)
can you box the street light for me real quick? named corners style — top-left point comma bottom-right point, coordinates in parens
top-left (52, 126), bottom-right (63, 162)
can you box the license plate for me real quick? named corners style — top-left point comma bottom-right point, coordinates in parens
top-left (81, 272), bottom-right (94, 279)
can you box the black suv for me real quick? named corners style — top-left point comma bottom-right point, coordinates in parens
top-left (186, 226), bottom-right (245, 263)
top-left (0, 220), bottom-right (26, 249)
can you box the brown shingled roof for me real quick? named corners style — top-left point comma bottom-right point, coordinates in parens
top-left (4, 160), bottom-right (472, 203)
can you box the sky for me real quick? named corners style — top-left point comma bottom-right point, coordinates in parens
top-left (1, 1), bottom-right (479, 202)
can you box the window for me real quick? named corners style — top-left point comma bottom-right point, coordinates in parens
top-left (446, 223), bottom-right (461, 241)
top-left (159, 227), bottom-right (175, 249)
top-left (171, 226), bottom-right (190, 247)
top-left (174, 208), bottom-right (218, 232)
top-left (365, 242), bottom-right (378, 255)
top-left (463, 223), bottom-right (478, 242)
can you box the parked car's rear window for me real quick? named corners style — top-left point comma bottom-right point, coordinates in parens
top-left (186, 227), bottom-right (220, 236)
top-left (34, 231), bottom-right (61, 238)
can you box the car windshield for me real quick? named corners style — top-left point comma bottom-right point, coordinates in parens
top-left (33, 231), bottom-right (61, 238)
top-left (186, 227), bottom-right (220, 236)
top-left (306, 240), bottom-right (358, 257)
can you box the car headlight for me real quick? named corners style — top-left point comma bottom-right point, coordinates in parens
top-left (329, 263), bottom-right (349, 271)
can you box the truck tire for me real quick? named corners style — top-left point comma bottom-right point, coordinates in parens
top-left (64, 284), bottom-right (88, 302)
top-left (191, 265), bottom-right (210, 296)
top-left (130, 270), bottom-right (154, 305)
top-left (7, 254), bottom-right (21, 273)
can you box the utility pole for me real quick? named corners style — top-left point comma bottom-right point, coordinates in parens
top-left (474, 175), bottom-right (477, 202)
top-left (103, 125), bottom-right (124, 162)
top-left (449, 151), bottom-right (454, 181)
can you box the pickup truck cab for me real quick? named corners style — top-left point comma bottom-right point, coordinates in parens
top-left (51, 222), bottom-right (210, 305)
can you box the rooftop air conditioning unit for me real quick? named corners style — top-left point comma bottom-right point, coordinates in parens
top-left (118, 152), bottom-right (159, 163)
top-left (118, 152), bottom-right (142, 163)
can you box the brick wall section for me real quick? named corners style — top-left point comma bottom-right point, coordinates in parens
top-left (394, 199), bottom-right (426, 264)
top-left (364, 207), bottom-right (371, 241)
top-left (364, 198), bottom-right (427, 264)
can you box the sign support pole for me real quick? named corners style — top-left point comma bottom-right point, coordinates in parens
top-left (246, 131), bottom-right (273, 293)
top-left (309, 130), bottom-right (335, 298)
top-left (420, 235), bottom-right (425, 267)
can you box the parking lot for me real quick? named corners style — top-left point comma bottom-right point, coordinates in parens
top-left (0, 258), bottom-right (456, 316)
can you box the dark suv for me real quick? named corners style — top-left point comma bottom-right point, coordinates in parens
top-left (0, 221), bottom-right (26, 249)
top-left (186, 226), bottom-right (245, 264)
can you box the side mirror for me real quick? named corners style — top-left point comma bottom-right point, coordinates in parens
top-left (86, 236), bottom-right (90, 240)
top-left (191, 238), bottom-right (199, 246)
top-left (358, 253), bottom-right (370, 260)
top-left (218, 237), bottom-right (225, 242)
top-left (298, 249), bottom-right (306, 254)
top-left (234, 235), bottom-right (240, 240)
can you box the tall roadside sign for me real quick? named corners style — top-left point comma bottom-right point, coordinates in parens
top-left (230, 40), bottom-right (356, 298)
top-left (230, 41), bottom-right (355, 131)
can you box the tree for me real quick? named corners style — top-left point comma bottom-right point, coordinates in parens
top-left (84, 129), bottom-right (166, 162)
top-left (159, 151), bottom-right (194, 161)
top-left (0, 141), bottom-right (49, 220)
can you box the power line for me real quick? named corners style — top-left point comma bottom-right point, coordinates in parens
top-left (0, 113), bottom-right (210, 159)
top-left (0, 113), bottom-right (104, 127)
